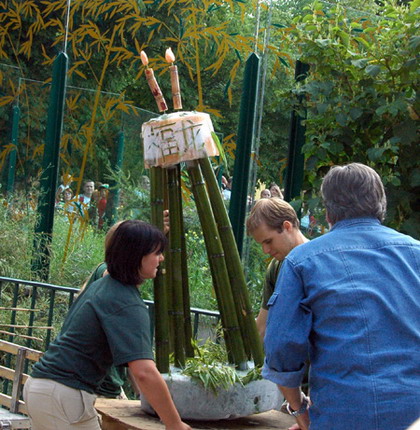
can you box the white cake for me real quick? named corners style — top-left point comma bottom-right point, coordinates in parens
top-left (142, 111), bottom-right (219, 168)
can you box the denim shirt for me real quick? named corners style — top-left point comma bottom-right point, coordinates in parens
top-left (263, 218), bottom-right (420, 429)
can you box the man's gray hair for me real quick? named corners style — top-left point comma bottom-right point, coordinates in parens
top-left (321, 163), bottom-right (387, 225)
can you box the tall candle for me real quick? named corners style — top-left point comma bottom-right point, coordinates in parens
top-left (140, 51), bottom-right (168, 113)
top-left (165, 48), bottom-right (182, 110)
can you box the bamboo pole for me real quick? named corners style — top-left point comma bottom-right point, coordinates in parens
top-left (200, 157), bottom-right (264, 366)
top-left (150, 166), bottom-right (170, 373)
top-left (186, 160), bottom-right (247, 368)
top-left (177, 167), bottom-right (194, 358)
top-left (167, 166), bottom-right (186, 367)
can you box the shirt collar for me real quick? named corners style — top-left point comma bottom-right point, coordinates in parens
top-left (330, 217), bottom-right (381, 231)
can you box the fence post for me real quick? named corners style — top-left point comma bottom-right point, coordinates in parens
top-left (229, 53), bottom-right (260, 256)
top-left (6, 105), bottom-right (20, 195)
top-left (283, 61), bottom-right (309, 202)
top-left (32, 52), bottom-right (68, 281)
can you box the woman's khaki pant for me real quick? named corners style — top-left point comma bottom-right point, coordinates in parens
top-left (23, 376), bottom-right (101, 430)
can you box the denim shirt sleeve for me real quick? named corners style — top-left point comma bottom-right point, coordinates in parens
top-left (262, 259), bottom-right (310, 387)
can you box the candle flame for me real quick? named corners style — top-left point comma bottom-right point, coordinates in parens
top-left (140, 51), bottom-right (149, 66)
top-left (165, 47), bottom-right (175, 63)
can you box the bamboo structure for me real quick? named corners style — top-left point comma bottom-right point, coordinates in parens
top-left (167, 166), bottom-right (187, 367)
top-left (186, 160), bottom-right (248, 369)
top-left (149, 156), bottom-right (264, 370)
top-left (150, 167), bottom-right (170, 373)
top-left (199, 157), bottom-right (264, 367)
top-left (178, 169), bottom-right (195, 359)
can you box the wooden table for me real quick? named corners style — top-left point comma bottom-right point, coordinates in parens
top-left (95, 399), bottom-right (297, 430)
top-left (0, 407), bottom-right (31, 429)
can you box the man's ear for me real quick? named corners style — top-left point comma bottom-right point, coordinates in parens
top-left (325, 210), bottom-right (332, 227)
top-left (283, 220), bottom-right (293, 231)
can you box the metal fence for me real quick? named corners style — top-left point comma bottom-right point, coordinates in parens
top-left (0, 276), bottom-right (220, 352)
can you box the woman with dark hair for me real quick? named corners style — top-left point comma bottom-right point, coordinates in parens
top-left (23, 220), bottom-right (192, 430)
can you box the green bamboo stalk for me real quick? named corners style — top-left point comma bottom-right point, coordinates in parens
top-left (199, 157), bottom-right (264, 367)
top-left (177, 167), bottom-right (195, 358)
top-left (167, 166), bottom-right (186, 367)
top-left (186, 160), bottom-right (247, 368)
top-left (150, 166), bottom-right (170, 373)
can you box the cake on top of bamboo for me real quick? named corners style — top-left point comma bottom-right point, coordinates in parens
top-left (140, 49), bottom-right (219, 168)
top-left (142, 111), bottom-right (219, 168)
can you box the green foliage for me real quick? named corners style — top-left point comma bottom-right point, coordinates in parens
top-left (0, 189), bottom-right (266, 308)
top-left (277, 0), bottom-right (419, 237)
top-left (0, 189), bottom-right (106, 286)
top-left (179, 339), bottom-right (262, 394)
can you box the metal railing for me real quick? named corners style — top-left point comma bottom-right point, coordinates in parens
top-left (0, 276), bottom-right (220, 353)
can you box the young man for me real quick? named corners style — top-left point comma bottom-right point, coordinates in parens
top-left (263, 163), bottom-right (420, 430)
top-left (77, 179), bottom-right (95, 205)
top-left (246, 197), bottom-right (309, 340)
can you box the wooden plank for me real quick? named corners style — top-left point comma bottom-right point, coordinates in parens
top-left (0, 393), bottom-right (28, 415)
top-left (0, 330), bottom-right (44, 342)
top-left (0, 365), bottom-right (30, 384)
top-left (0, 324), bottom-right (53, 330)
top-left (0, 339), bottom-right (43, 361)
top-left (95, 399), bottom-right (297, 430)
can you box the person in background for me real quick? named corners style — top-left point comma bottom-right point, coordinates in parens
top-left (263, 163), bottom-right (420, 430)
top-left (269, 183), bottom-right (283, 199)
top-left (76, 180), bottom-right (97, 224)
top-left (222, 177), bottom-right (232, 200)
top-left (260, 189), bottom-right (271, 199)
top-left (63, 188), bottom-right (76, 215)
top-left (55, 174), bottom-right (73, 205)
top-left (24, 220), bottom-right (191, 430)
top-left (246, 197), bottom-right (309, 341)
top-left (97, 184), bottom-right (109, 230)
top-left (76, 180), bottom-right (95, 206)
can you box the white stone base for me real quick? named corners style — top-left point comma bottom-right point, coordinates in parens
top-left (140, 370), bottom-right (283, 420)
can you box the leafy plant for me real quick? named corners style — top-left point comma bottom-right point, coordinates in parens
top-left (179, 339), bottom-right (262, 394)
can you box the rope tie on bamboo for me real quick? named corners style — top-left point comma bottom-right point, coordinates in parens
top-left (192, 180), bottom-right (206, 186)
top-left (209, 252), bottom-right (225, 259)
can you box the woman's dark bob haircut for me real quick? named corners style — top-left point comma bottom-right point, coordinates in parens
top-left (105, 220), bottom-right (167, 285)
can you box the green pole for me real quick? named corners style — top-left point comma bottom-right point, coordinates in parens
top-left (284, 61), bottom-right (309, 202)
top-left (6, 105), bottom-right (20, 195)
top-left (32, 52), bottom-right (68, 281)
top-left (229, 53), bottom-right (260, 256)
top-left (150, 166), bottom-right (170, 372)
top-left (167, 166), bottom-right (186, 367)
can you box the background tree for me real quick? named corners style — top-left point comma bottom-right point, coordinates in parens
top-left (269, 0), bottom-right (419, 236)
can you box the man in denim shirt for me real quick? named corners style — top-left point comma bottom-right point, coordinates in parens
top-left (263, 163), bottom-right (420, 430)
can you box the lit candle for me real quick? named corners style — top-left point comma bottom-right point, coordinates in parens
top-left (165, 47), bottom-right (182, 110)
top-left (140, 50), bottom-right (168, 113)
